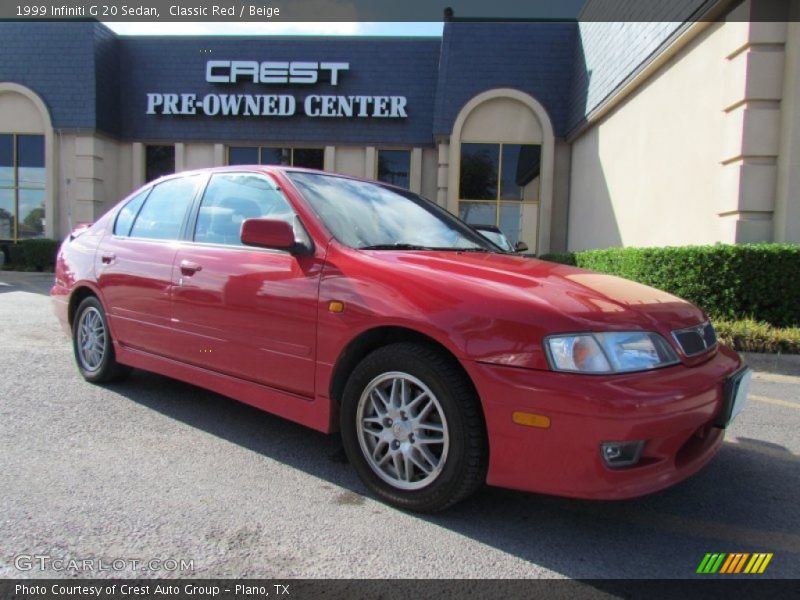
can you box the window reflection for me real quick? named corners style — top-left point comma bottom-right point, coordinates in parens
top-left (194, 173), bottom-right (295, 246)
top-left (288, 172), bottom-right (490, 251)
top-left (500, 144), bottom-right (540, 200)
top-left (292, 148), bottom-right (324, 169)
top-left (114, 189), bottom-right (150, 237)
top-left (459, 202), bottom-right (496, 228)
top-left (458, 141), bottom-right (540, 250)
top-left (145, 145), bottom-right (175, 183)
top-left (130, 175), bottom-right (199, 240)
top-left (0, 133), bottom-right (45, 241)
top-left (17, 135), bottom-right (44, 167)
top-left (499, 204), bottom-right (537, 246)
top-left (0, 134), bottom-right (13, 187)
top-left (18, 189), bottom-right (45, 238)
top-left (377, 150), bottom-right (410, 189)
top-left (228, 146), bottom-right (258, 165)
top-left (0, 189), bottom-right (14, 240)
top-left (259, 147), bottom-right (289, 165)
top-left (459, 143), bottom-right (498, 200)
top-left (228, 146), bottom-right (323, 169)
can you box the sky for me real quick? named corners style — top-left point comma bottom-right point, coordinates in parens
top-left (106, 22), bottom-right (446, 37)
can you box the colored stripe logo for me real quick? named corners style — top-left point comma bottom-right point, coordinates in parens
top-left (696, 553), bottom-right (773, 574)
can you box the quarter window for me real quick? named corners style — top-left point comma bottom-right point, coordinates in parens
top-left (113, 189), bottom-right (150, 237)
top-left (193, 173), bottom-right (296, 246)
top-left (129, 176), bottom-right (199, 240)
top-left (0, 133), bottom-right (45, 241)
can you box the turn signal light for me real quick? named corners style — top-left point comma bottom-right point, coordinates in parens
top-left (512, 412), bottom-right (551, 429)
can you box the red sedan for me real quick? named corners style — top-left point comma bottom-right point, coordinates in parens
top-left (52, 167), bottom-right (750, 512)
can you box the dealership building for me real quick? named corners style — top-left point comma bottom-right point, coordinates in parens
top-left (1, 0), bottom-right (799, 254)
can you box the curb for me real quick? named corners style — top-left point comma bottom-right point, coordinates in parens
top-left (742, 352), bottom-right (800, 376)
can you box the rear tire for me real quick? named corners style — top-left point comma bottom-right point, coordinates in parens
top-left (72, 296), bottom-right (130, 383)
top-left (341, 342), bottom-right (487, 512)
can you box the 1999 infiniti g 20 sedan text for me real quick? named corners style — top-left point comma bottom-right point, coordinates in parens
top-left (52, 167), bottom-right (750, 512)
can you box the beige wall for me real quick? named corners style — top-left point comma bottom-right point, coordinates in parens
top-left (460, 97), bottom-right (543, 143)
top-left (55, 133), bottom-right (133, 235)
top-left (568, 22), bottom-right (728, 250)
top-left (550, 140), bottom-right (572, 252)
top-left (421, 148), bottom-right (438, 200)
top-left (0, 92), bottom-right (45, 132)
top-left (568, 16), bottom-right (795, 250)
top-left (333, 146), bottom-right (366, 177)
top-left (182, 143), bottom-right (215, 171)
top-left (775, 18), bottom-right (800, 242)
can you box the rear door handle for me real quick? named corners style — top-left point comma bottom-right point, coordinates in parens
top-left (180, 260), bottom-right (203, 275)
top-left (101, 252), bottom-right (116, 264)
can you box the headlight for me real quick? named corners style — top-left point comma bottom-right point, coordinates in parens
top-left (545, 332), bottom-right (679, 374)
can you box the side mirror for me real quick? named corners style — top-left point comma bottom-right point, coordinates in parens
top-left (515, 241), bottom-right (529, 253)
top-left (241, 218), bottom-right (304, 253)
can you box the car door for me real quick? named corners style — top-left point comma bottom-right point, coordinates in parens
top-left (97, 174), bottom-right (203, 357)
top-left (169, 172), bottom-right (321, 398)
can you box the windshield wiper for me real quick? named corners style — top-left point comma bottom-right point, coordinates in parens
top-left (358, 243), bottom-right (495, 253)
top-left (358, 243), bottom-right (441, 251)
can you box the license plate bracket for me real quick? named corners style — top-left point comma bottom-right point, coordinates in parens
top-left (714, 367), bottom-right (752, 428)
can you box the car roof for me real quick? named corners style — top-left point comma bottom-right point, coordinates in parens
top-left (147, 164), bottom-right (412, 194)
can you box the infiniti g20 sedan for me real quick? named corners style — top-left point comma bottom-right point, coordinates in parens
top-left (52, 167), bottom-right (750, 512)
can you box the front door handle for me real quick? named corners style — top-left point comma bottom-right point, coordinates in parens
top-left (179, 260), bottom-right (203, 275)
top-left (101, 252), bottom-right (116, 264)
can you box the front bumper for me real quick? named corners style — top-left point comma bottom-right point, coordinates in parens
top-left (465, 345), bottom-right (743, 499)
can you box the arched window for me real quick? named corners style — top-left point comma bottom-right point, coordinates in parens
top-left (449, 89), bottom-right (555, 254)
top-left (0, 133), bottom-right (45, 240)
top-left (0, 83), bottom-right (52, 241)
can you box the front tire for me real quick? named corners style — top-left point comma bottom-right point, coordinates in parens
top-left (341, 343), bottom-right (487, 512)
top-left (72, 296), bottom-right (129, 383)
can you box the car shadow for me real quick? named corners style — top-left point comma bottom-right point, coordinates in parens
top-left (107, 369), bottom-right (800, 580)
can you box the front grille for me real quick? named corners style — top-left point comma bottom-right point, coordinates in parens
top-left (672, 321), bottom-right (717, 357)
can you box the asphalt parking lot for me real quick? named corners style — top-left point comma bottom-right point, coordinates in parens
top-left (0, 271), bottom-right (798, 580)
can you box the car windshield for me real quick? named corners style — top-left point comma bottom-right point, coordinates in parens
top-left (285, 171), bottom-right (495, 251)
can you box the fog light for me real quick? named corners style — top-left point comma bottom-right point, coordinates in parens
top-left (600, 441), bottom-right (645, 468)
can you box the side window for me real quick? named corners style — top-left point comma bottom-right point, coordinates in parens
top-left (194, 173), bottom-right (296, 246)
top-left (129, 176), bottom-right (199, 240)
top-left (113, 188), bottom-right (150, 237)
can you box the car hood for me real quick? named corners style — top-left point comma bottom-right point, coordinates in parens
top-left (356, 249), bottom-right (707, 333)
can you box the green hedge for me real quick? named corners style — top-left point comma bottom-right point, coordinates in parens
top-left (714, 319), bottom-right (800, 354)
top-left (6, 243), bottom-right (25, 266)
top-left (537, 251), bottom-right (576, 266)
top-left (4, 238), bottom-right (60, 271)
top-left (539, 244), bottom-right (800, 327)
